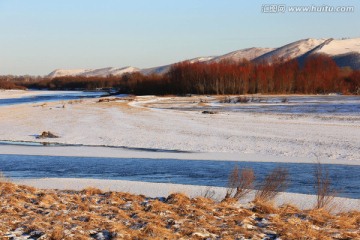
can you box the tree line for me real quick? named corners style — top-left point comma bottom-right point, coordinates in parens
top-left (1, 54), bottom-right (360, 95)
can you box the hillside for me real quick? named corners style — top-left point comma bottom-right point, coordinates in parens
top-left (48, 67), bottom-right (139, 78)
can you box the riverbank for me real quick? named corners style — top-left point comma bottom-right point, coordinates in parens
top-left (2, 145), bottom-right (360, 165)
top-left (0, 90), bottom-right (78, 99)
top-left (13, 178), bottom-right (360, 212)
top-left (1, 180), bottom-right (359, 239)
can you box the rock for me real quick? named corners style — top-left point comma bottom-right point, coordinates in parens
top-left (265, 232), bottom-right (279, 240)
top-left (12, 228), bottom-right (24, 236)
top-left (130, 222), bottom-right (147, 230)
top-left (120, 202), bottom-right (132, 210)
top-left (202, 110), bottom-right (218, 114)
top-left (4, 233), bottom-right (16, 238)
top-left (36, 131), bottom-right (59, 139)
top-left (192, 231), bottom-right (218, 239)
top-left (90, 230), bottom-right (115, 240)
top-left (78, 216), bottom-right (90, 222)
top-left (29, 230), bottom-right (44, 239)
top-left (243, 223), bottom-right (256, 230)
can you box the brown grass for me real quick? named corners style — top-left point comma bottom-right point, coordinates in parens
top-left (0, 181), bottom-right (359, 239)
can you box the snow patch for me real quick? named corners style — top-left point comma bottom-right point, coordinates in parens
top-left (317, 38), bottom-right (360, 56)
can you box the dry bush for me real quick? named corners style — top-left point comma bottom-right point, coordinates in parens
top-left (255, 167), bottom-right (288, 202)
top-left (223, 166), bottom-right (254, 201)
top-left (314, 162), bottom-right (336, 209)
top-left (201, 186), bottom-right (216, 199)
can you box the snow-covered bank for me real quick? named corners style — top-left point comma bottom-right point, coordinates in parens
top-left (0, 90), bottom-right (81, 99)
top-left (0, 94), bottom-right (359, 164)
top-left (1, 145), bottom-right (360, 165)
top-left (13, 178), bottom-right (360, 212)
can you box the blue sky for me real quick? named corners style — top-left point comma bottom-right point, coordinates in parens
top-left (0, 0), bottom-right (359, 75)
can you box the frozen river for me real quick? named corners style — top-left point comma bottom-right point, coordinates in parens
top-left (1, 154), bottom-right (359, 199)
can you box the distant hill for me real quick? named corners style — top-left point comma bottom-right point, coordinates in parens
top-left (47, 37), bottom-right (360, 78)
top-left (48, 66), bottom-right (139, 78)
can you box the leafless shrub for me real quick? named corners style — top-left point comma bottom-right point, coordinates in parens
top-left (223, 166), bottom-right (255, 201)
top-left (220, 96), bottom-right (250, 104)
top-left (235, 96), bottom-right (250, 103)
top-left (255, 167), bottom-right (288, 202)
top-left (314, 162), bottom-right (336, 209)
top-left (201, 186), bottom-right (216, 199)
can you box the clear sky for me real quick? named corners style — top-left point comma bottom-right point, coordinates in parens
top-left (0, 0), bottom-right (359, 75)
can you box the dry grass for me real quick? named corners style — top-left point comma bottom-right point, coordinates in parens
top-left (0, 181), bottom-right (359, 239)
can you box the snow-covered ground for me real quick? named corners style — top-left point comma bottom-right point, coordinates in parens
top-left (0, 93), bottom-right (359, 163)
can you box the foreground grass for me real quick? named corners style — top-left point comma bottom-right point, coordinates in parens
top-left (0, 182), bottom-right (359, 240)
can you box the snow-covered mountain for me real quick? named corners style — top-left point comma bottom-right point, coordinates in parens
top-left (47, 37), bottom-right (360, 78)
top-left (316, 38), bottom-right (360, 55)
top-left (211, 47), bottom-right (275, 63)
top-left (254, 38), bottom-right (328, 63)
top-left (48, 66), bottom-right (139, 78)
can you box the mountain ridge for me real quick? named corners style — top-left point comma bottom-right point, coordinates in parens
top-left (48, 37), bottom-right (360, 78)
